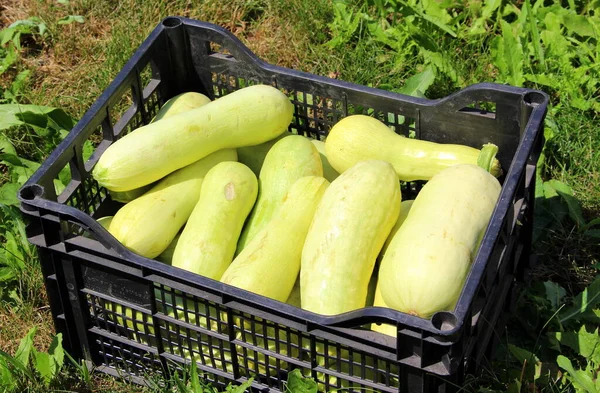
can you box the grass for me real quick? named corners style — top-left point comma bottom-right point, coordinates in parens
top-left (1, 0), bottom-right (599, 392)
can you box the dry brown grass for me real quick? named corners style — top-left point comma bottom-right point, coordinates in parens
top-left (0, 305), bottom-right (54, 356)
top-left (1, 0), bottom-right (329, 119)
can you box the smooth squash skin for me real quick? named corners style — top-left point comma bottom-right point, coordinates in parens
top-left (236, 133), bottom-right (287, 176)
top-left (371, 283), bottom-right (397, 337)
top-left (310, 139), bottom-right (340, 182)
top-left (371, 200), bottom-right (414, 336)
top-left (108, 92), bottom-right (212, 201)
top-left (155, 232), bottom-right (180, 265)
top-left (286, 278), bottom-right (302, 308)
top-left (93, 84), bottom-right (294, 192)
top-left (325, 114), bottom-right (502, 181)
top-left (108, 149), bottom-right (238, 259)
top-left (222, 176), bottom-right (329, 303)
top-left (236, 135), bottom-right (323, 254)
top-left (151, 92), bottom-right (212, 122)
top-left (380, 199), bottom-right (414, 260)
top-left (109, 185), bottom-right (153, 204)
top-left (172, 162), bottom-right (258, 280)
top-left (301, 160), bottom-right (401, 316)
top-left (379, 164), bottom-right (501, 319)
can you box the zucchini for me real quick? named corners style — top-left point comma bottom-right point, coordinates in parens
top-left (222, 176), bottom-right (329, 303)
top-left (301, 160), bottom-right (401, 315)
top-left (93, 84), bottom-right (293, 192)
top-left (108, 149), bottom-right (237, 258)
top-left (311, 139), bottom-right (340, 182)
top-left (172, 162), bottom-right (258, 280)
top-left (325, 114), bottom-right (502, 181)
top-left (152, 91), bottom-right (211, 122)
top-left (378, 164), bottom-right (501, 318)
top-left (236, 135), bottom-right (323, 253)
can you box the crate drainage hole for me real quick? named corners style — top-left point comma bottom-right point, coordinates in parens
top-left (431, 311), bottom-right (458, 332)
top-left (19, 184), bottom-right (44, 200)
top-left (523, 91), bottom-right (546, 106)
top-left (163, 17), bottom-right (182, 28)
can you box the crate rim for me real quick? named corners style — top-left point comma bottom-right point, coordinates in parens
top-left (17, 16), bottom-right (549, 339)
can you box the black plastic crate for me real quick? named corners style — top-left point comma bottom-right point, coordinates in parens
top-left (18, 16), bottom-right (548, 393)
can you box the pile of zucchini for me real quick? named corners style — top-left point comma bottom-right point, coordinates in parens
top-left (92, 84), bottom-right (502, 331)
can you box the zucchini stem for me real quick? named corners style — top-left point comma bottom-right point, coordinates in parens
top-left (477, 143), bottom-right (502, 177)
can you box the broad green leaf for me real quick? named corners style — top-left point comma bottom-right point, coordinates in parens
top-left (544, 12), bottom-right (563, 34)
top-left (0, 135), bottom-right (17, 156)
top-left (560, 275), bottom-right (600, 323)
top-left (397, 67), bottom-right (435, 98)
top-left (286, 369), bottom-right (317, 393)
top-left (0, 104), bottom-right (75, 133)
top-left (0, 26), bottom-right (19, 47)
top-left (57, 15), bottom-right (85, 25)
top-left (544, 281), bottom-right (566, 310)
top-left (563, 14), bottom-right (595, 37)
top-left (547, 179), bottom-right (585, 228)
top-left (34, 351), bottom-right (52, 385)
top-left (14, 327), bottom-right (36, 367)
top-left (0, 153), bottom-right (23, 167)
top-left (421, 0), bottom-right (453, 26)
top-left (421, 49), bottom-right (459, 83)
top-left (0, 349), bottom-right (34, 381)
top-left (556, 355), bottom-right (597, 393)
top-left (584, 229), bottom-right (600, 238)
top-left (327, 1), bottom-right (363, 49)
top-left (0, 46), bottom-right (18, 75)
top-left (508, 345), bottom-right (543, 381)
top-left (48, 333), bottom-right (64, 374)
top-left (468, 0), bottom-right (502, 35)
top-left (3, 231), bottom-right (24, 268)
top-left (227, 379), bottom-right (253, 393)
top-left (0, 266), bottom-right (17, 282)
top-left (553, 326), bottom-right (600, 364)
top-left (0, 357), bottom-right (16, 390)
top-left (0, 183), bottom-right (21, 206)
top-left (524, 73), bottom-right (559, 89)
top-left (500, 20), bottom-right (524, 86)
top-left (415, 8), bottom-right (457, 37)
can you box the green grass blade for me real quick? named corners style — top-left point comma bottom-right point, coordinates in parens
top-left (559, 275), bottom-right (600, 324)
top-left (525, 0), bottom-right (545, 70)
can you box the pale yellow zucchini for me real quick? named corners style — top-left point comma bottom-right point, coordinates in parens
top-left (172, 162), bottom-right (258, 280)
top-left (379, 164), bottom-right (501, 318)
top-left (236, 133), bottom-right (287, 176)
top-left (311, 139), bottom-right (340, 182)
top-left (108, 92), bottom-right (212, 201)
top-left (301, 160), bottom-right (401, 315)
top-left (109, 185), bottom-right (153, 204)
top-left (222, 176), bottom-right (329, 302)
top-left (380, 199), bottom-right (414, 259)
top-left (155, 232), bottom-right (181, 265)
top-left (286, 278), bottom-right (301, 308)
top-left (372, 200), bottom-right (413, 336)
top-left (236, 135), bottom-right (323, 253)
top-left (152, 92), bottom-right (211, 122)
top-left (93, 84), bottom-right (293, 191)
top-left (325, 114), bottom-right (502, 181)
top-left (97, 216), bottom-right (113, 230)
top-left (108, 149), bottom-right (237, 258)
